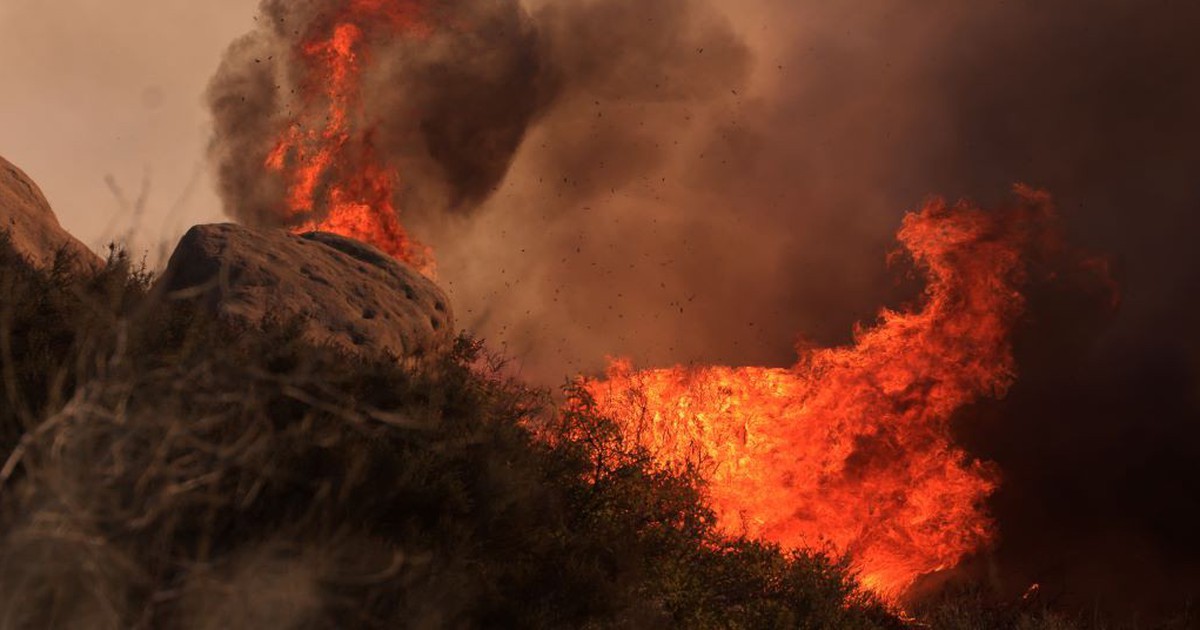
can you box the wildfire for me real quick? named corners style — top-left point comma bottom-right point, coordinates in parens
top-left (265, 0), bottom-right (434, 274)
top-left (248, 1), bottom-right (1057, 600)
top-left (584, 188), bottom-right (1054, 598)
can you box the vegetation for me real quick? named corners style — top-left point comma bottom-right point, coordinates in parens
top-left (0, 233), bottom-right (901, 628)
top-left (0, 234), bottom-right (1191, 629)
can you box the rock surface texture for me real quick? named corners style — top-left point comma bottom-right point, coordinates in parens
top-left (0, 155), bottom-right (101, 271)
top-left (160, 223), bottom-right (454, 360)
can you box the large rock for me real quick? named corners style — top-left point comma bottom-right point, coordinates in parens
top-left (160, 223), bottom-right (454, 360)
top-left (0, 155), bottom-right (101, 272)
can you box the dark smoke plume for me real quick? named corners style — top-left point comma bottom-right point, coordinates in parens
top-left (207, 0), bottom-right (747, 226)
top-left (208, 0), bottom-right (1200, 621)
top-left (207, 0), bottom-right (552, 225)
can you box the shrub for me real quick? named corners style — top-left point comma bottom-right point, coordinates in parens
top-left (0, 238), bottom-right (900, 628)
top-left (0, 231), bottom-right (150, 459)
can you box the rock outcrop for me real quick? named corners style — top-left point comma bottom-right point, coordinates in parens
top-left (0, 155), bottom-right (101, 272)
top-left (160, 223), bottom-right (453, 360)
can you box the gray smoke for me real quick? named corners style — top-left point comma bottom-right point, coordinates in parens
top-left (207, 0), bottom-right (753, 380)
top-left (207, 0), bottom-right (551, 226)
top-left (207, 0), bottom-right (747, 229)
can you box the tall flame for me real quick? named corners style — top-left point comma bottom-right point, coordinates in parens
top-left (584, 188), bottom-right (1053, 598)
top-left (265, 0), bottom-right (434, 273)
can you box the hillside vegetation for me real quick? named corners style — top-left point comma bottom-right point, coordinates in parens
top-left (0, 234), bottom-right (1181, 629)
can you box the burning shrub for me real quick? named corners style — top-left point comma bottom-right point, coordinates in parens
top-left (0, 240), bottom-right (901, 628)
top-left (583, 189), bottom-right (1060, 599)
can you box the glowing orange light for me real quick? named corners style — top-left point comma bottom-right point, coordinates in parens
top-left (265, 0), bottom-right (434, 274)
top-left (584, 188), bottom-right (1053, 599)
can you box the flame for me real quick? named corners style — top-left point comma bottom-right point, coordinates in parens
top-left (584, 188), bottom-right (1054, 598)
top-left (265, 0), bottom-right (434, 274)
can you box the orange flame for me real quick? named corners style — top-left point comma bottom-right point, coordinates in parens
top-left (265, 0), bottom-right (434, 274)
top-left (584, 188), bottom-right (1054, 598)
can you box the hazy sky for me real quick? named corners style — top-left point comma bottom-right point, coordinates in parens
top-left (0, 0), bottom-right (257, 257)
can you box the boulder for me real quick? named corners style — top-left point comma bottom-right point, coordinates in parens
top-left (0, 155), bottom-right (101, 272)
top-left (159, 223), bottom-right (453, 360)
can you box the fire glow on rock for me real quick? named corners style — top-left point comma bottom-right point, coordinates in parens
top-left (583, 188), bottom-right (1054, 599)
top-left (265, 0), bottom-right (435, 274)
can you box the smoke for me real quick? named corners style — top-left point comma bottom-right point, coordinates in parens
top-left (208, 0), bottom-right (747, 227)
top-left (209, 0), bottom-right (539, 227)
top-left (207, 0), bottom-right (1200, 619)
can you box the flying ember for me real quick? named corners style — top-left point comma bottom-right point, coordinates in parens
top-left (583, 188), bottom-right (1054, 598)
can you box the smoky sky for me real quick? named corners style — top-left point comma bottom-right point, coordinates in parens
top-left (205, 0), bottom-right (1200, 619)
